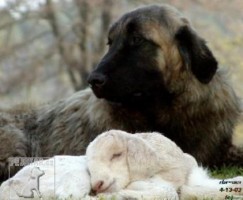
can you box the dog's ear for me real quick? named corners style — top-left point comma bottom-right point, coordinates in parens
top-left (175, 26), bottom-right (218, 84)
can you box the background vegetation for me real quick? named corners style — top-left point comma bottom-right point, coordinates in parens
top-left (0, 0), bottom-right (242, 174)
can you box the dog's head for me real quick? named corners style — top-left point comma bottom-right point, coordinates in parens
top-left (88, 5), bottom-right (217, 107)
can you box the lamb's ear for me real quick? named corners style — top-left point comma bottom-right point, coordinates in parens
top-left (175, 25), bottom-right (218, 84)
top-left (126, 137), bottom-right (161, 177)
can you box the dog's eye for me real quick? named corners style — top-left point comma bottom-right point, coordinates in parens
top-left (131, 35), bottom-right (144, 46)
top-left (110, 152), bottom-right (123, 161)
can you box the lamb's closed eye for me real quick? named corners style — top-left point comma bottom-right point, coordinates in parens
top-left (110, 152), bottom-right (123, 161)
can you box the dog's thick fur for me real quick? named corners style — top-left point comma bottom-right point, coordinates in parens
top-left (0, 4), bottom-right (242, 180)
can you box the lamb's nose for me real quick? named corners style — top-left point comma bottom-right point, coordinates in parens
top-left (92, 180), bottom-right (104, 193)
top-left (88, 73), bottom-right (106, 88)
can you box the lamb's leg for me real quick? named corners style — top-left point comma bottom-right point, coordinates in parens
top-left (0, 125), bottom-right (28, 181)
top-left (99, 177), bottom-right (179, 200)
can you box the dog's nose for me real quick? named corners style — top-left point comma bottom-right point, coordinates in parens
top-left (92, 180), bottom-right (104, 193)
top-left (88, 73), bottom-right (107, 88)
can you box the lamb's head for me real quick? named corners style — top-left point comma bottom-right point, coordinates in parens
top-left (86, 130), bottom-right (129, 194)
top-left (86, 130), bottom-right (162, 194)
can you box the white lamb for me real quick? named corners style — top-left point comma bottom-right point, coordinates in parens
top-left (86, 130), bottom-right (243, 200)
top-left (1, 130), bottom-right (242, 200)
